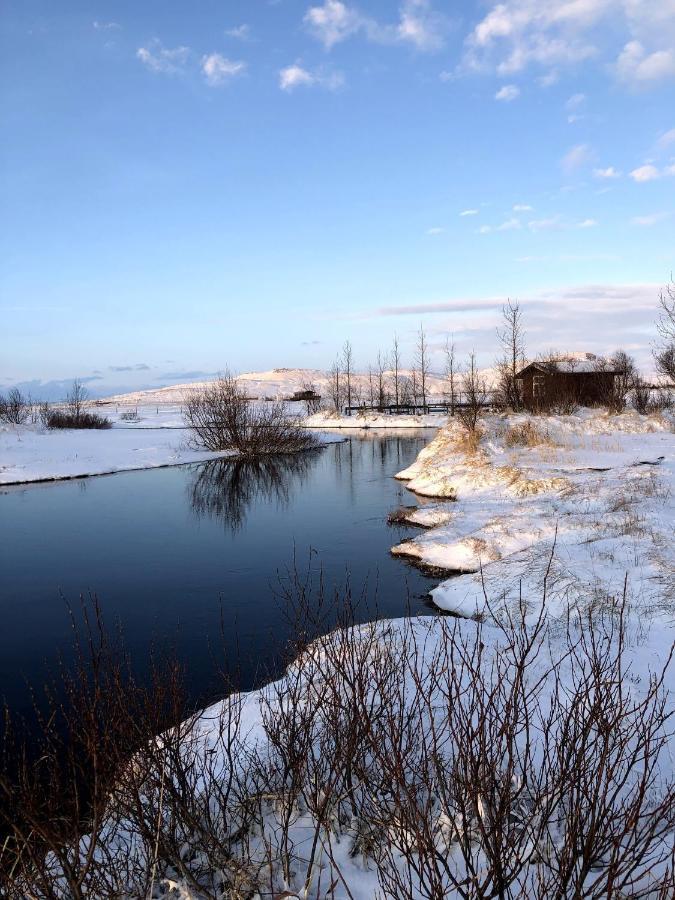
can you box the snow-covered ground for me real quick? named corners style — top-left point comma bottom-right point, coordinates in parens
top-left (304, 409), bottom-right (448, 429)
top-left (392, 409), bottom-right (675, 621)
top-left (0, 422), bottom-right (232, 484)
top-left (0, 405), bottom-right (342, 485)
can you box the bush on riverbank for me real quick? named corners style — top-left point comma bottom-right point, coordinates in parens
top-left (2, 582), bottom-right (674, 899)
top-left (45, 410), bottom-right (112, 429)
top-left (183, 372), bottom-right (318, 456)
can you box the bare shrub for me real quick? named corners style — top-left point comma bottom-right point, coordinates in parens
top-left (183, 373), bottom-right (319, 456)
top-left (3, 577), bottom-right (675, 898)
top-left (0, 388), bottom-right (31, 425)
top-left (46, 410), bottom-right (112, 429)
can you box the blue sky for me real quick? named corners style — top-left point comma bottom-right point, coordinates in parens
top-left (2, 0), bottom-right (674, 396)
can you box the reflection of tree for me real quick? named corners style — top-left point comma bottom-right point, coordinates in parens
top-left (189, 454), bottom-right (315, 534)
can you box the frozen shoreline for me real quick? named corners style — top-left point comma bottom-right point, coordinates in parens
top-left (0, 404), bottom-right (344, 485)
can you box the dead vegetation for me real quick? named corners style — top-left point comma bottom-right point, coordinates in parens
top-left (2, 581), bottom-right (675, 899)
top-left (503, 420), bottom-right (553, 448)
top-left (183, 372), bottom-right (318, 456)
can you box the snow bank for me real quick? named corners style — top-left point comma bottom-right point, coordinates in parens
top-left (392, 411), bottom-right (675, 621)
top-left (0, 422), bottom-right (232, 484)
top-left (304, 410), bottom-right (447, 429)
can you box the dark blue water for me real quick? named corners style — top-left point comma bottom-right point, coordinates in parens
top-left (0, 432), bottom-right (438, 715)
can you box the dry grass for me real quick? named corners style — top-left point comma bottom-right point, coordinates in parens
top-left (504, 420), bottom-right (554, 448)
top-left (452, 425), bottom-right (483, 455)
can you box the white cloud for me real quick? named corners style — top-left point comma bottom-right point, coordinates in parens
top-left (464, 1), bottom-right (675, 90)
top-left (528, 216), bottom-right (562, 231)
top-left (136, 41), bottom-right (189, 75)
top-left (630, 163), bottom-right (660, 182)
top-left (656, 128), bottom-right (675, 151)
top-left (225, 24), bottom-right (251, 40)
top-left (426, 227), bottom-right (444, 235)
top-left (561, 143), bottom-right (592, 174)
top-left (304, 1), bottom-right (363, 48)
top-left (513, 203), bottom-right (533, 211)
top-left (279, 63), bottom-right (344, 91)
top-left (201, 54), bottom-right (246, 86)
top-left (479, 217), bottom-right (522, 233)
top-left (593, 166), bottom-right (621, 178)
top-left (616, 40), bottom-right (675, 85)
top-left (631, 212), bottom-right (670, 226)
top-left (577, 218), bottom-right (599, 228)
top-left (93, 21), bottom-right (121, 31)
top-left (495, 83), bottom-right (520, 101)
top-left (566, 92), bottom-right (586, 109)
top-left (303, 0), bottom-right (447, 52)
top-left (460, 208), bottom-right (479, 216)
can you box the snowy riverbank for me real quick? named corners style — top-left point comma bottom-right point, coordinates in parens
top-left (392, 409), bottom-right (675, 620)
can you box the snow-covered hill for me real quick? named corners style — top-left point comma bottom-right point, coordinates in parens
top-left (102, 367), bottom-right (501, 406)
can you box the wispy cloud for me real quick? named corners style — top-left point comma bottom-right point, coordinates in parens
top-left (513, 203), bottom-right (533, 211)
top-left (631, 212), bottom-right (670, 226)
top-left (93, 21), bottom-right (121, 31)
top-left (629, 163), bottom-right (675, 182)
top-left (593, 166), bottom-right (621, 179)
top-left (426, 226), bottom-right (444, 235)
top-left (577, 218), bottom-right (598, 228)
top-left (495, 83), bottom-right (520, 101)
top-left (303, 0), bottom-right (448, 53)
top-left (561, 143), bottom-right (592, 174)
top-left (201, 54), bottom-right (246, 86)
top-left (225, 24), bottom-right (251, 40)
top-left (109, 364), bottom-right (151, 372)
top-left (137, 40), bottom-right (189, 75)
top-left (459, 208), bottom-right (479, 216)
top-left (279, 63), bottom-right (344, 91)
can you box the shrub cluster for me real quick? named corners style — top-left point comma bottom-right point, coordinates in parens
top-left (2, 582), bottom-right (674, 899)
top-left (45, 410), bottom-right (112, 430)
top-left (183, 372), bottom-right (318, 456)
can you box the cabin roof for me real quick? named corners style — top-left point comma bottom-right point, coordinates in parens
top-left (517, 359), bottom-right (620, 376)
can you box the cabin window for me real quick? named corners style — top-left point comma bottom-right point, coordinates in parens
top-left (516, 378), bottom-right (524, 399)
top-left (533, 375), bottom-right (545, 399)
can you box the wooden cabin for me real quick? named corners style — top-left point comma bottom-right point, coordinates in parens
top-left (516, 357), bottom-right (619, 409)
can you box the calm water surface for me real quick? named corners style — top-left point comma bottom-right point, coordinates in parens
top-left (0, 432), bottom-right (439, 715)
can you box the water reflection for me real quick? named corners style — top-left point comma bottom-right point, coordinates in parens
top-left (189, 453), bottom-right (315, 533)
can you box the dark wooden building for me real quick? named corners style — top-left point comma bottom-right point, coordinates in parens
top-left (516, 358), bottom-right (619, 409)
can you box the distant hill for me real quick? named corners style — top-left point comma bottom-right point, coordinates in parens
top-left (102, 366), bottom-right (501, 405)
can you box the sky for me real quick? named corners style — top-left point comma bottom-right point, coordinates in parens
top-left (1, 0), bottom-right (675, 397)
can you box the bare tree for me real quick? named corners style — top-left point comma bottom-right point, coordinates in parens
top-left (457, 352), bottom-right (487, 435)
top-left (67, 379), bottom-right (89, 424)
top-left (184, 373), bottom-right (318, 455)
top-left (341, 340), bottom-right (353, 409)
top-left (0, 387), bottom-right (30, 425)
top-left (655, 277), bottom-right (675, 385)
top-left (597, 349), bottom-right (637, 412)
top-left (391, 335), bottom-right (401, 406)
top-left (443, 335), bottom-right (457, 415)
top-left (376, 351), bottom-right (389, 408)
top-left (327, 358), bottom-right (343, 413)
top-left (367, 366), bottom-right (375, 406)
top-left (414, 323), bottom-right (430, 410)
top-left (496, 298), bottom-right (525, 410)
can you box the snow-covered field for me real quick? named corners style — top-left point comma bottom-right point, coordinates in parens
top-left (0, 421), bottom-right (232, 484)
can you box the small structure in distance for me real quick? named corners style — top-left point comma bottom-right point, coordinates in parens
top-left (516, 353), bottom-right (619, 409)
